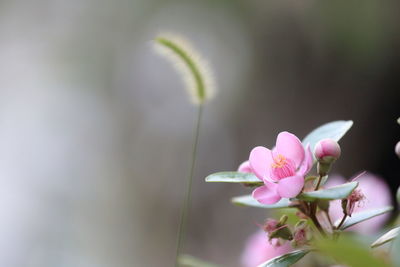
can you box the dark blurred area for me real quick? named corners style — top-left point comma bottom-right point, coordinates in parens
top-left (0, 0), bottom-right (398, 266)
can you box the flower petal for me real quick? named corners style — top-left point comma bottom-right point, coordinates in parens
top-left (298, 144), bottom-right (313, 176)
top-left (252, 183), bottom-right (281, 204)
top-left (275, 132), bottom-right (305, 168)
top-left (249, 146), bottom-right (273, 181)
top-left (277, 175), bottom-right (304, 198)
top-left (238, 161), bottom-right (253, 173)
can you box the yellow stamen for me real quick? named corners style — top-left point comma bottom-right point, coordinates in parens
top-left (271, 154), bottom-right (287, 168)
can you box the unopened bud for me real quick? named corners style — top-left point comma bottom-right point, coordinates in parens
top-left (263, 217), bottom-right (293, 241)
top-left (291, 220), bottom-right (311, 247)
top-left (315, 139), bottom-right (341, 176)
top-left (395, 141), bottom-right (400, 159)
top-left (315, 139), bottom-right (341, 162)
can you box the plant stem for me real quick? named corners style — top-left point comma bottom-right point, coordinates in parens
top-left (336, 214), bottom-right (347, 230)
top-left (314, 174), bottom-right (323, 191)
top-left (175, 105), bottom-right (203, 266)
top-left (310, 213), bottom-right (327, 237)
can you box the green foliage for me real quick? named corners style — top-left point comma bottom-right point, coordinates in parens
top-left (257, 250), bottom-right (310, 267)
top-left (297, 181), bottom-right (358, 201)
top-left (232, 195), bottom-right (294, 209)
top-left (393, 232), bottom-right (400, 266)
top-left (396, 186), bottom-right (400, 206)
top-left (315, 234), bottom-right (390, 267)
top-left (371, 226), bottom-right (400, 248)
top-left (335, 206), bottom-right (393, 229)
top-left (205, 172), bottom-right (263, 185)
top-left (178, 254), bottom-right (220, 267)
top-left (302, 120), bottom-right (353, 160)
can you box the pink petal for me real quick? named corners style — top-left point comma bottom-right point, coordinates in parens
top-left (277, 175), bottom-right (304, 198)
top-left (298, 144), bottom-right (313, 176)
top-left (249, 146), bottom-right (273, 181)
top-left (238, 161), bottom-right (253, 174)
top-left (252, 183), bottom-right (281, 204)
top-left (241, 230), bottom-right (292, 267)
top-left (275, 132), bottom-right (305, 168)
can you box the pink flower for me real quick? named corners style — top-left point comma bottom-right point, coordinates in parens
top-left (241, 230), bottom-right (291, 267)
top-left (327, 172), bottom-right (392, 234)
top-left (249, 132), bottom-right (313, 204)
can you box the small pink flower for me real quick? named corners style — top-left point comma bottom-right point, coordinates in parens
top-left (249, 132), bottom-right (313, 204)
top-left (327, 172), bottom-right (392, 234)
top-left (241, 230), bottom-right (291, 267)
top-left (314, 138), bottom-right (341, 162)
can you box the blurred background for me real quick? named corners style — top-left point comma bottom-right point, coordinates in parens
top-left (0, 0), bottom-right (399, 266)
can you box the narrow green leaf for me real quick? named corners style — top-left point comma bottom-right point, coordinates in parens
top-left (297, 181), bottom-right (358, 201)
top-left (232, 195), bottom-right (294, 209)
top-left (257, 250), bottom-right (309, 267)
top-left (205, 172), bottom-right (263, 185)
top-left (335, 206), bottom-right (394, 229)
top-left (315, 234), bottom-right (390, 267)
top-left (178, 254), bottom-right (220, 267)
top-left (302, 120), bottom-right (353, 159)
top-left (371, 226), bottom-right (400, 248)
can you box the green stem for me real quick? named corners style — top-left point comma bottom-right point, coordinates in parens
top-left (315, 174), bottom-right (323, 191)
top-left (336, 214), bottom-right (347, 230)
top-left (175, 105), bottom-right (203, 266)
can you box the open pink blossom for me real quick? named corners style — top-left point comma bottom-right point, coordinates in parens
top-left (249, 132), bottom-right (313, 204)
top-left (327, 172), bottom-right (392, 234)
top-left (241, 230), bottom-right (291, 267)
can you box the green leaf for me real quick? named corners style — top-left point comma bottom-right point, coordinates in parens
top-left (205, 172), bottom-right (263, 185)
top-left (371, 226), bottom-right (400, 248)
top-left (315, 234), bottom-right (390, 267)
top-left (297, 181), bottom-right (358, 201)
top-left (335, 206), bottom-right (394, 229)
top-left (302, 120), bottom-right (353, 159)
top-left (178, 254), bottom-right (220, 267)
top-left (232, 195), bottom-right (294, 209)
top-left (257, 249), bottom-right (309, 267)
top-left (393, 231), bottom-right (400, 266)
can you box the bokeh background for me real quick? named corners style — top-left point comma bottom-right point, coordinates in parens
top-left (0, 0), bottom-right (399, 266)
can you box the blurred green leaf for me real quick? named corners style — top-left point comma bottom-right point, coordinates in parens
top-left (396, 186), bottom-right (400, 206)
top-left (315, 234), bottom-right (390, 267)
top-left (302, 120), bottom-right (353, 160)
top-left (297, 182), bottom-right (358, 201)
top-left (257, 249), bottom-right (309, 267)
top-left (232, 195), bottom-right (294, 209)
top-left (335, 206), bottom-right (393, 229)
top-left (178, 254), bottom-right (220, 267)
top-left (371, 226), bottom-right (400, 248)
top-left (205, 172), bottom-right (263, 185)
top-left (393, 231), bottom-right (400, 266)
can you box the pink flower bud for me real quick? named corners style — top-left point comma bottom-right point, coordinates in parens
top-left (314, 138), bottom-right (341, 162)
top-left (395, 141), bottom-right (400, 158)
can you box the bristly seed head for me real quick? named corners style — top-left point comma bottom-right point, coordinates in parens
top-left (153, 32), bottom-right (216, 105)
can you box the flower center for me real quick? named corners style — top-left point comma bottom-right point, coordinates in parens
top-left (270, 154), bottom-right (296, 180)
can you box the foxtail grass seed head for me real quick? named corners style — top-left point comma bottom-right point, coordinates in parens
top-left (153, 33), bottom-right (216, 105)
